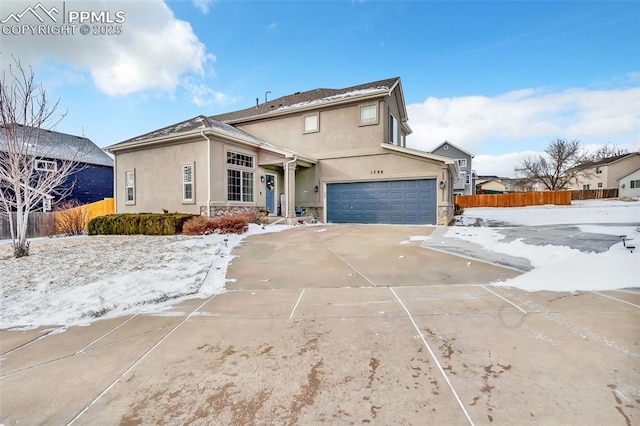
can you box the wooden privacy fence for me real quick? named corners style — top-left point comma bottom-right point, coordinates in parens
top-left (0, 198), bottom-right (114, 240)
top-left (454, 191), bottom-right (572, 208)
top-left (570, 189), bottom-right (618, 200)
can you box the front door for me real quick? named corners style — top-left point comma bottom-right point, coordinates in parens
top-left (265, 173), bottom-right (277, 215)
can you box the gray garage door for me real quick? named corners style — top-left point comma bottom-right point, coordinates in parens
top-left (326, 179), bottom-right (437, 225)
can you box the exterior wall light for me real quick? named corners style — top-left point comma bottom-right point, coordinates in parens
top-left (439, 180), bottom-right (446, 189)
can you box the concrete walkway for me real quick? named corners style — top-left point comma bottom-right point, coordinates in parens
top-left (1, 225), bottom-right (638, 425)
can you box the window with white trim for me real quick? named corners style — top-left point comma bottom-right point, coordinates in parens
top-left (227, 151), bottom-right (254, 202)
top-left (36, 160), bottom-right (57, 172)
top-left (583, 184), bottom-right (590, 190)
top-left (125, 169), bottom-right (135, 204)
top-left (182, 164), bottom-right (194, 202)
top-left (359, 104), bottom-right (377, 125)
top-left (457, 158), bottom-right (467, 168)
top-left (389, 113), bottom-right (398, 145)
top-left (630, 180), bottom-right (639, 189)
top-left (303, 113), bottom-right (319, 133)
top-left (465, 173), bottom-right (471, 185)
top-left (597, 182), bottom-right (603, 188)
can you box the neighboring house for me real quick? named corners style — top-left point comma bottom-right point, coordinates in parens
top-left (107, 77), bottom-right (460, 225)
top-left (501, 178), bottom-right (531, 193)
top-left (0, 124), bottom-right (114, 210)
top-left (475, 176), bottom-right (506, 194)
top-left (430, 141), bottom-right (476, 195)
top-left (618, 167), bottom-right (640, 199)
top-left (568, 153), bottom-right (640, 190)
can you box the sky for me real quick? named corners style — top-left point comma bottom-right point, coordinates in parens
top-left (2, 200), bottom-right (638, 329)
top-left (0, 0), bottom-right (638, 177)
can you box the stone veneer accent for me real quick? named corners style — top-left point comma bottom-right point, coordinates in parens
top-left (207, 206), bottom-right (264, 217)
top-left (437, 204), bottom-right (454, 225)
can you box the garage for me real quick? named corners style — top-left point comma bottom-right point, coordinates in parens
top-left (326, 179), bottom-right (437, 225)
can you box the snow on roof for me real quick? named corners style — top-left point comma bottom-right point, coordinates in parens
top-left (273, 87), bottom-right (390, 112)
top-left (211, 77), bottom-right (400, 123)
top-left (0, 124), bottom-right (113, 167)
top-left (109, 115), bottom-right (311, 161)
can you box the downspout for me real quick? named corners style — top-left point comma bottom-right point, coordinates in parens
top-left (200, 131), bottom-right (212, 217)
top-left (284, 155), bottom-right (297, 219)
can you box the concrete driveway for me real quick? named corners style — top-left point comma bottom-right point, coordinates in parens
top-left (1, 225), bottom-right (638, 425)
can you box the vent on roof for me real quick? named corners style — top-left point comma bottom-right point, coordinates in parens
top-left (294, 91), bottom-right (300, 95)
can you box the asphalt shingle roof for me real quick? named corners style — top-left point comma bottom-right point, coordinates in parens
top-left (0, 124), bottom-right (113, 167)
top-left (211, 77), bottom-right (400, 123)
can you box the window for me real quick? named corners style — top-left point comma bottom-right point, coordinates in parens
top-left (465, 173), bottom-right (471, 185)
top-left (457, 158), bottom-right (467, 168)
top-left (583, 184), bottom-right (590, 190)
top-left (182, 164), bottom-right (194, 202)
top-left (227, 151), bottom-right (254, 202)
top-left (597, 182), bottom-right (603, 188)
top-left (227, 151), bottom-right (254, 168)
top-left (631, 180), bottom-right (640, 189)
top-left (125, 169), bottom-right (135, 204)
top-left (303, 114), bottom-right (319, 133)
top-left (389, 114), bottom-right (398, 145)
top-left (36, 160), bottom-right (56, 172)
top-left (596, 167), bottom-right (602, 174)
top-left (359, 104), bottom-right (377, 125)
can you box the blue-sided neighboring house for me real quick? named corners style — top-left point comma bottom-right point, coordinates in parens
top-left (0, 124), bottom-right (114, 210)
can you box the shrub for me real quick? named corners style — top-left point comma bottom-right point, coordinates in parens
top-left (88, 213), bottom-right (196, 235)
top-left (55, 199), bottom-right (89, 236)
top-left (182, 213), bottom-right (253, 235)
top-left (454, 203), bottom-right (465, 216)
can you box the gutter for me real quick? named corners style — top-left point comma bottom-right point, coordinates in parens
top-left (200, 131), bottom-right (212, 216)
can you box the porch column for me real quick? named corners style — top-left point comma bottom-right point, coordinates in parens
top-left (285, 159), bottom-right (297, 218)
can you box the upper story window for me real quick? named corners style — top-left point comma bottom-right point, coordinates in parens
top-left (125, 169), bottom-right (135, 205)
top-left (303, 113), bottom-right (319, 133)
top-left (596, 167), bottom-right (602, 174)
top-left (359, 104), bottom-right (378, 125)
top-left (457, 158), bottom-right (467, 168)
top-left (182, 164), bottom-right (194, 203)
top-left (389, 113), bottom-right (398, 145)
top-left (36, 160), bottom-right (56, 172)
top-left (465, 173), bottom-right (471, 185)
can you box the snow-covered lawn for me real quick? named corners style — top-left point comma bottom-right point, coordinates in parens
top-left (450, 199), bottom-right (640, 292)
top-left (0, 225), bottom-right (290, 330)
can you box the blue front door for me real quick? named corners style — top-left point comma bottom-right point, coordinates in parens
top-left (265, 174), bottom-right (276, 215)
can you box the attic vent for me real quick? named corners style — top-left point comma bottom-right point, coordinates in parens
top-left (294, 91), bottom-right (301, 95)
top-left (444, 145), bottom-right (449, 150)
top-left (270, 105), bottom-right (274, 109)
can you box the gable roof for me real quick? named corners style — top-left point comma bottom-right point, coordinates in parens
top-left (211, 77), bottom-right (403, 124)
top-left (106, 115), bottom-right (316, 163)
top-left (430, 140), bottom-right (475, 158)
top-left (618, 166), bottom-right (640, 180)
top-left (581, 152), bottom-right (639, 168)
top-left (0, 124), bottom-right (113, 167)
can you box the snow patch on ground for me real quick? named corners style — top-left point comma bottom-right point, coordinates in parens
top-left (454, 200), bottom-right (640, 292)
top-left (0, 224), bottom-right (291, 330)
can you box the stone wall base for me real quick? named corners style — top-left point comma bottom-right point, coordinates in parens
top-left (437, 204), bottom-right (454, 226)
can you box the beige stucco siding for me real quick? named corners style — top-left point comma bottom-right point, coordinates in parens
top-left (570, 154), bottom-right (640, 190)
top-left (115, 139), bottom-right (208, 214)
top-left (235, 100), bottom-right (386, 158)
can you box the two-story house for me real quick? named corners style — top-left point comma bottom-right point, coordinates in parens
top-left (567, 152), bottom-right (640, 191)
top-left (106, 77), bottom-right (459, 225)
top-left (430, 141), bottom-right (476, 195)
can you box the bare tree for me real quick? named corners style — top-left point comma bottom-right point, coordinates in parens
top-left (514, 138), bottom-right (591, 191)
top-left (591, 143), bottom-right (628, 161)
top-left (0, 59), bottom-right (85, 257)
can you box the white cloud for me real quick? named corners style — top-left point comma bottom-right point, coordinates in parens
top-left (406, 86), bottom-right (640, 154)
top-left (1, 0), bottom-right (214, 97)
top-left (266, 22), bottom-right (278, 31)
top-left (192, 0), bottom-right (214, 14)
top-left (182, 78), bottom-right (239, 107)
